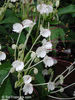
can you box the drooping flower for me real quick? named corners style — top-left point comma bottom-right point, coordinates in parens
top-left (23, 83), bottom-right (33, 95)
top-left (0, 51), bottom-right (6, 61)
top-left (13, 23), bottom-right (23, 33)
top-left (40, 27), bottom-right (51, 38)
top-left (36, 46), bottom-right (46, 58)
top-left (47, 82), bottom-right (55, 91)
top-left (42, 39), bottom-right (52, 50)
top-left (37, 4), bottom-right (53, 15)
top-left (12, 60), bottom-right (24, 71)
top-left (46, 5), bottom-right (53, 14)
top-left (43, 56), bottom-right (54, 67)
top-left (22, 19), bottom-right (35, 28)
top-left (23, 75), bottom-right (32, 84)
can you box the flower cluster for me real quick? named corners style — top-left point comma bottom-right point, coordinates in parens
top-left (37, 4), bottom-right (53, 15)
top-left (23, 75), bottom-right (33, 95)
top-left (13, 19), bottom-right (35, 33)
top-left (1, 0), bottom-right (72, 99)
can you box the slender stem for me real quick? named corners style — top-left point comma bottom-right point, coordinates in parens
top-left (23, 28), bottom-right (33, 52)
top-left (54, 61), bottom-right (75, 82)
top-left (24, 58), bottom-right (32, 67)
top-left (24, 35), bottom-right (41, 62)
top-left (64, 67), bottom-right (75, 79)
top-left (28, 59), bottom-right (34, 68)
top-left (14, 32), bottom-right (22, 60)
top-left (30, 35), bottom-right (41, 51)
top-left (48, 95), bottom-right (75, 100)
top-left (50, 83), bottom-right (75, 94)
top-left (0, 71), bottom-right (10, 87)
top-left (24, 60), bottom-right (43, 71)
top-left (33, 82), bottom-right (48, 86)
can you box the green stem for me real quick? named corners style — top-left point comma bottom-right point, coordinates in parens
top-left (23, 28), bottom-right (33, 51)
top-left (14, 32), bottom-right (22, 60)
top-left (24, 35), bottom-right (41, 62)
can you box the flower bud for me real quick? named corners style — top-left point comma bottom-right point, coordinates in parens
top-left (60, 75), bottom-right (64, 85)
top-left (33, 68), bottom-right (38, 74)
top-left (19, 44), bottom-right (24, 49)
top-left (34, 57), bottom-right (40, 63)
top-left (56, 0), bottom-right (60, 8)
top-left (31, 51), bottom-right (36, 59)
top-left (59, 87), bottom-right (64, 92)
top-left (12, 44), bottom-right (17, 49)
top-left (10, 67), bottom-right (15, 73)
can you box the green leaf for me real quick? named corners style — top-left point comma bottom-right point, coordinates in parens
top-left (35, 63), bottom-right (45, 83)
top-left (0, 9), bottom-right (20, 24)
top-left (51, 27), bottom-right (65, 48)
top-left (8, 47), bottom-right (14, 56)
top-left (72, 13), bottom-right (75, 17)
top-left (11, 32), bottom-right (26, 44)
top-left (0, 61), bottom-right (11, 84)
top-left (58, 5), bottom-right (75, 15)
top-left (0, 78), bottom-right (13, 99)
top-left (0, 16), bottom-right (20, 24)
top-left (34, 63), bottom-right (48, 97)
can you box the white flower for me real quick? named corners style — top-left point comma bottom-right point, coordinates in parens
top-left (42, 39), bottom-right (47, 45)
top-left (23, 75), bottom-right (32, 84)
top-left (13, 23), bottom-right (23, 33)
top-left (42, 39), bottom-right (52, 50)
top-left (33, 68), bottom-right (38, 74)
top-left (40, 27), bottom-right (51, 38)
top-left (47, 82), bottom-right (55, 91)
top-left (46, 5), bottom-right (53, 14)
top-left (43, 56), bottom-right (54, 67)
top-left (37, 4), bottom-right (53, 15)
top-left (23, 83), bottom-right (33, 95)
top-left (11, 0), bottom-right (18, 3)
top-left (22, 19), bottom-right (35, 28)
top-left (42, 69), bottom-right (48, 76)
top-left (12, 60), bottom-right (24, 71)
top-left (12, 44), bottom-right (17, 49)
top-left (0, 51), bottom-right (6, 61)
top-left (36, 46), bottom-right (46, 58)
top-left (31, 51), bottom-right (36, 59)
